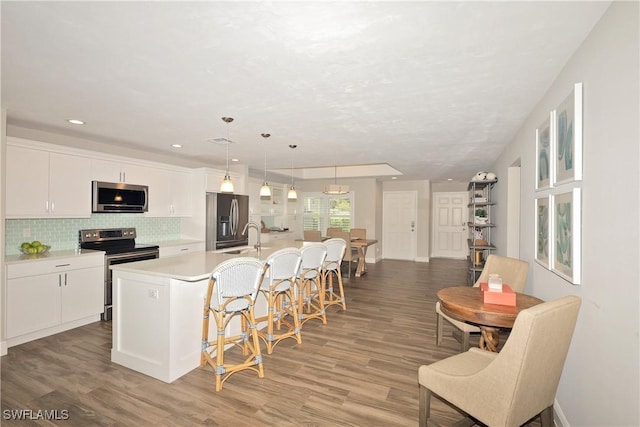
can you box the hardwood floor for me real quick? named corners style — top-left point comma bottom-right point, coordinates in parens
top-left (1, 259), bottom-right (539, 426)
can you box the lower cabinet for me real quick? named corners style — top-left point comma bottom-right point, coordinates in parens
top-left (6, 253), bottom-right (104, 346)
top-left (159, 241), bottom-right (205, 258)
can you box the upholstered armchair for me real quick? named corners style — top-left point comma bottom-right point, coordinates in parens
top-left (436, 254), bottom-right (529, 351)
top-left (419, 295), bottom-right (581, 427)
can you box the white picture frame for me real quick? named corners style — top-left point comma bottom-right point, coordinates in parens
top-left (535, 112), bottom-right (553, 191)
top-left (550, 188), bottom-right (581, 285)
top-left (535, 195), bottom-right (551, 268)
top-left (553, 82), bottom-right (583, 185)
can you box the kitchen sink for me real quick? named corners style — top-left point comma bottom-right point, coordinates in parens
top-left (215, 245), bottom-right (272, 255)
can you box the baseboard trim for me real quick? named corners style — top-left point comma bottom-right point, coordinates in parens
top-left (554, 398), bottom-right (569, 427)
top-left (0, 340), bottom-right (7, 356)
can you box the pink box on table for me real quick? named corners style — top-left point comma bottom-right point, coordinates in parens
top-left (480, 282), bottom-right (516, 306)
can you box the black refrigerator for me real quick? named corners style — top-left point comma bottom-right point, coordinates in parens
top-left (205, 192), bottom-right (250, 250)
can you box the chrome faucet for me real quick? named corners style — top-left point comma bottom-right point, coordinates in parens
top-left (242, 221), bottom-right (261, 251)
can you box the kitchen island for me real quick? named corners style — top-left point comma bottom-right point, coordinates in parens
top-left (110, 241), bottom-right (302, 383)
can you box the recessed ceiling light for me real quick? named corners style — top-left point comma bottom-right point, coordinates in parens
top-left (392, 176), bottom-right (397, 180)
top-left (447, 178), bottom-right (453, 181)
top-left (67, 119), bottom-right (85, 125)
top-left (231, 158), bottom-right (239, 162)
top-left (171, 144), bottom-right (182, 148)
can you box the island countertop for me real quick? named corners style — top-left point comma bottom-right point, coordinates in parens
top-left (109, 240), bottom-right (304, 282)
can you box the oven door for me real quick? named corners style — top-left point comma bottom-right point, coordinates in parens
top-left (103, 249), bottom-right (159, 321)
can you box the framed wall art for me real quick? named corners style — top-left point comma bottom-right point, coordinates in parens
top-left (551, 188), bottom-right (581, 285)
top-left (553, 82), bottom-right (583, 185)
top-left (534, 196), bottom-right (551, 268)
top-left (535, 112), bottom-right (553, 190)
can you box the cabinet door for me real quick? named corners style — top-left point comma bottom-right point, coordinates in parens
top-left (90, 158), bottom-right (123, 182)
top-left (144, 167), bottom-right (172, 217)
top-left (6, 145), bottom-right (50, 217)
top-left (6, 273), bottom-right (61, 338)
top-left (61, 266), bottom-right (104, 323)
top-left (49, 152), bottom-right (92, 217)
top-left (169, 170), bottom-right (193, 217)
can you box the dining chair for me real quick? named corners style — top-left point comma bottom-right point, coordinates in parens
top-left (349, 228), bottom-right (366, 240)
top-left (303, 230), bottom-right (322, 242)
top-left (326, 227), bottom-right (342, 238)
top-left (436, 254), bottom-right (529, 351)
top-left (255, 247), bottom-right (303, 354)
top-left (201, 257), bottom-right (268, 391)
top-left (297, 243), bottom-right (328, 326)
top-left (332, 230), bottom-right (359, 278)
top-left (321, 238), bottom-right (347, 311)
top-left (419, 295), bottom-right (581, 427)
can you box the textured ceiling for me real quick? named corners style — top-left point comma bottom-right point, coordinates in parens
top-left (1, 1), bottom-right (610, 182)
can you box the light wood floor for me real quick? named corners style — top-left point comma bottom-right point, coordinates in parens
top-left (1, 258), bottom-right (540, 426)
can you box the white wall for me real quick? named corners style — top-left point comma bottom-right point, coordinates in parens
top-left (1, 109), bottom-right (7, 355)
top-left (492, 2), bottom-right (639, 425)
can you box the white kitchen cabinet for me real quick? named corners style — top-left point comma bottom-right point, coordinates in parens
top-left (6, 252), bottom-right (104, 347)
top-left (159, 241), bottom-right (205, 258)
top-left (168, 170), bottom-right (193, 217)
top-left (145, 168), bottom-right (193, 217)
top-left (6, 144), bottom-right (92, 218)
top-left (90, 158), bottom-right (155, 185)
top-left (205, 169), bottom-right (246, 195)
top-left (261, 231), bottom-right (293, 244)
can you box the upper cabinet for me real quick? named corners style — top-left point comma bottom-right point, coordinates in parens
top-left (204, 169), bottom-right (246, 195)
top-left (6, 138), bottom-right (199, 219)
top-left (90, 158), bottom-right (157, 186)
top-left (165, 169), bottom-right (193, 217)
top-left (6, 143), bottom-right (92, 218)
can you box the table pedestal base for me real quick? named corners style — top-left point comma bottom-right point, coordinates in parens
top-left (479, 326), bottom-right (500, 352)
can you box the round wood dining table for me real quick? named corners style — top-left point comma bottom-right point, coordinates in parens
top-left (437, 286), bottom-right (544, 352)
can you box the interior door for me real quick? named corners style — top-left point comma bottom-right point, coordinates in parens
top-left (431, 192), bottom-right (468, 259)
top-left (382, 191), bottom-right (417, 260)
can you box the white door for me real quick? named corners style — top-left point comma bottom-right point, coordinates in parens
top-left (432, 192), bottom-right (468, 259)
top-left (382, 191), bottom-right (417, 260)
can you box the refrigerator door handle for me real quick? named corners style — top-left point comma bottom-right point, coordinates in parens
top-left (230, 199), bottom-right (238, 236)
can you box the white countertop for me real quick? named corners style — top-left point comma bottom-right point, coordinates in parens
top-left (110, 240), bottom-right (304, 282)
top-left (5, 248), bottom-right (105, 265)
top-left (150, 239), bottom-right (205, 247)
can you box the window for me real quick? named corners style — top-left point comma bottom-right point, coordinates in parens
top-left (302, 193), bottom-right (353, 233)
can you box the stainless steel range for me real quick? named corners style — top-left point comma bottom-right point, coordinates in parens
top-left (79, 228), bottom-right (159, 321)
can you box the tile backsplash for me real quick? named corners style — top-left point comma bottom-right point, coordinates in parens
top-left (5, 215), bottom-right (181, 255)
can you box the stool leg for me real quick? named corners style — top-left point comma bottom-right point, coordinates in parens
top-left (246, 306), bottom-right (264, 379)
top-left (214, 310), bottom-right (226, 392)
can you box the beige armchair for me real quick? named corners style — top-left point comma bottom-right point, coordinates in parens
top-left (436, 254), bottom-right (529, 351)
top-left (419, 295), bottom-right (581, 427)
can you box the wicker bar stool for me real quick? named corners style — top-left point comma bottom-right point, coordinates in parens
top-left (321, 238), bottom-right (347, 311)
top-left (256, 247), bottom-right (303, 354)
top-left (297, 243), bottom-right (328, 327)
top-left (201, 257), bottom-right (268, 391)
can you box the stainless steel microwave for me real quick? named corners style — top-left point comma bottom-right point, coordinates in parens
top-left (92, 181), bottom-right (148, 213)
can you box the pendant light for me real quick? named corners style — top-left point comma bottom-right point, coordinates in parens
top-left (287, 144), bottom-right (298, 200)
top-left (323, 165), bottom-right (350, 195)
top-left (219, 116), bottom-right (234, 193)
top-left (259, 133), bottom-right (272, 198)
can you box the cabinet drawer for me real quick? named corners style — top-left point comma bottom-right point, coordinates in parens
top-left (7, 253), bottom-right (104, 279)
